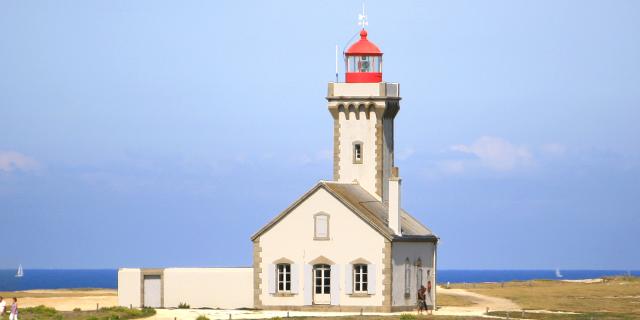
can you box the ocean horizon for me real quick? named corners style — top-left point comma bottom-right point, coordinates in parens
top-left (0, 269), bottom-right (637, 291)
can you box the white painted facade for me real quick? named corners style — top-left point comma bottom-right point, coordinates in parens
top-left (164, 268), bottom-right (253, 308)
top-left (117, 268), bottom-right (253, 309)
top-left (257, 187), bottom-right (386, 307)
top-left (336, 103), bottom-right (380, 196)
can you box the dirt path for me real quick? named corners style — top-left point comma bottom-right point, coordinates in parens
top-left (148, 288), bottom-right (521, 319)
top-left (435, 286), bottom-right (521, 316)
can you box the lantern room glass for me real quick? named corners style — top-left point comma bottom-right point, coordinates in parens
top-left (347, 56), bottom-right (382, 73)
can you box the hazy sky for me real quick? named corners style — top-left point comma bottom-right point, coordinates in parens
top-left (1, 0), bottom-right (639, 270)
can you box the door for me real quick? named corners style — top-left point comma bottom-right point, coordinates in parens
top-left (143, 275), bottom-right (161, 308)
top-left (313, 264), bottom-right (331, 304)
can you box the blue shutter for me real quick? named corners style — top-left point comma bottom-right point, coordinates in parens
top-left (267, 264), bottom-right (276, 294)
top-left (344, 264), bottom-right (353, 294)
top-left (291, 264), bottom-right (299, 294)
top-left (304, 264), bottom-right (312, 305)
top-left (367, 264), bottom-right (376, 294)
top-left (330, 264), bottom-right (340, 305)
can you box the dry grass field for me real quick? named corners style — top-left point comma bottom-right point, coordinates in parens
top-left (435, 291), bottom-right (475, 307)
top-left (450, 276), bottom-right (640, 318)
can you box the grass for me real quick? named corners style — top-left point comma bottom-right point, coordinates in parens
top-left (450, 276), bottom-right (640, 316)
top-left (488, 311), bottom-right (639, 320)
top-left (0, 305), bottom-right (155, 320)
top-left (436, 292), bottom-right (475, 307)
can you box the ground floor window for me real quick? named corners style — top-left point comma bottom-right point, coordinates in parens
top-left (353, 264), bottom-right (368, 292)
top-left (277, 263), bottom-right (291, 292)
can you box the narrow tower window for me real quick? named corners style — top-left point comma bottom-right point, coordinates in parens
top-left (353, 142), bottom-right (363, 164)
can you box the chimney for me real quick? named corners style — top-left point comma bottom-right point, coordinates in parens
top-left (388, 167), bottom-right (401, 235)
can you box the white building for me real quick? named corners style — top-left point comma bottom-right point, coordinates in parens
top-left (119, 28), bottom-right (438, 312)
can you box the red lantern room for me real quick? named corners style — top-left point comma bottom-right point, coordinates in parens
top-left (345, 29), bottom-right (383, 83)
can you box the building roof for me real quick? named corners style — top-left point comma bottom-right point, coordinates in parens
top-left (345, 29), bottom-right (383, 56)
top-left (251, 181), bottom-right (437, 242)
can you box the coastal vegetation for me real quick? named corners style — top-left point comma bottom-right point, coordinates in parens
top-left (452, 276), bottom-right (640, 318)
top-left (0, 305), bottom-right (155, 320)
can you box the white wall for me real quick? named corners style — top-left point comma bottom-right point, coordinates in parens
top-left (118, 268), bottom-right (253, 309)
top-left (118, 268), bottom-right (141, 308)
top-left (391, 242), bottom-right (436, 307)
top-left (337, 104), bottom-right (380, 197)
top-left (163, 268), bottom-right (253, 309)
top-left (258, 187), bottom-right (387, 307)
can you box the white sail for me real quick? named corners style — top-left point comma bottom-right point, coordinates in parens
top-left (15, 264), bottom-right (23, 277)
top-left (555, 268), bottom-right (563, 278)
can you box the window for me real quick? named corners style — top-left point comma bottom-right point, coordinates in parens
top-left (353, 264), bottom-right (368, 293)
top-left (314, 264), bottom-right (331, 294)
top-left (346, 56), bottom-right (381, 73)
top-left (353, 142), bottom-right (363, 164)
top-left (314, 213), bottom-right (329, 240)
top-left (404, 258), bottom-right (411, 296)
top-left (416, 258), bottom-right (423, 290)
top-left (359, 56), bottom-right (371, 72)
top-left (277, 263), bottom-right (291, 292)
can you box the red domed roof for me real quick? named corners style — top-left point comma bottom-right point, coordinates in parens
top-left (345, 29), bottom-right (382, 56)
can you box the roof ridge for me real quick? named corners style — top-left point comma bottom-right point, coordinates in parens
top-left (319, 180), bottom-right (357, 185)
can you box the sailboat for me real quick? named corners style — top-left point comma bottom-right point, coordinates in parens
top-left (555, 268), bottom-right (563, 278)
top-left (15, 264), bottom-right (23, 278)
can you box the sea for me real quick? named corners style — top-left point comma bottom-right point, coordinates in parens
top-left (1, 269), bottom-right (638, 291)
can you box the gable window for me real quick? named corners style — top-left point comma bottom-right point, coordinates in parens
top-left (277, 263), bottom-right (291, 292)
top-left (404, 258), bottom-right (411, 297)
top-left (353, 264), bottom-right (368, 293)
top-left (353, 142), bottom-right (363, 164)
top-left (314, 213), bottom-right (329, 240)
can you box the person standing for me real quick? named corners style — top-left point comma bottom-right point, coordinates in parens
top-left (0, 296), bottom-right (6, 315)
top-left (417, 285), bottom-right (427, 314)
top-left (9, 297), bottom-right (18, 320)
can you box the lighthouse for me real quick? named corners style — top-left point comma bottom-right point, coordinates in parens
top-left (328, 28), bottom-right (401, 229)
top-left (119, 20), bottom-right (437, 313)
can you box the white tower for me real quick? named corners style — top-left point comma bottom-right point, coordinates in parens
top-left (326, 29), bottom-right (401, 206)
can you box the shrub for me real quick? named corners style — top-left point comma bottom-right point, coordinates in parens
top-left (73, 307), bottom-right (82, 312)
top-left (178, 302), bottom-right (191, 309)
top-left (400, 313), bottom-right (417, 320)
top-left (196, 316), bottom-right (210, 320)
top-left (24, 305), bottom-right (58, 316)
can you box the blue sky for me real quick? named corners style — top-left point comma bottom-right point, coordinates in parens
top-left (1, 0), bottom-right (639, 269)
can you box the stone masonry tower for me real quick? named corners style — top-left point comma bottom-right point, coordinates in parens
top-left (326, 29), bottom-right (401, 206)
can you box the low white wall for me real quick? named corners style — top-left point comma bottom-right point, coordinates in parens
top-left (118, 268), bottom-right (141, 307)
top-left (163, 268), bottom-right (253, 309)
